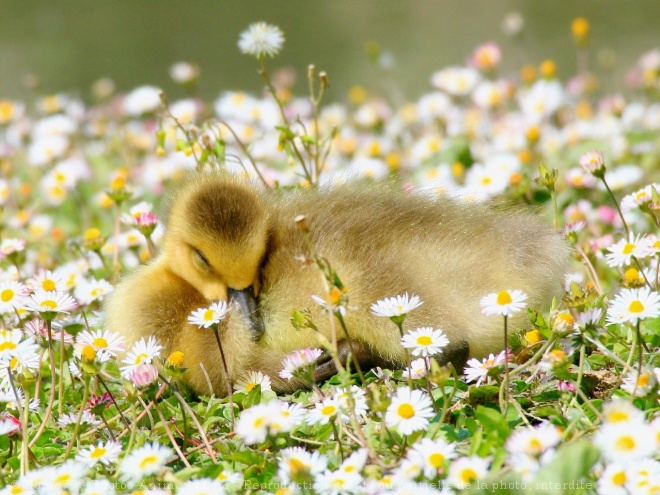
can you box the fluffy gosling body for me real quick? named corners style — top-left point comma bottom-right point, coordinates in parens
top-left (105, 172), bottom-right (569, 396)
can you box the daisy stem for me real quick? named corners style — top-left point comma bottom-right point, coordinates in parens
top-left (330, 418), bottom-right (345, 461)
top-left (258, 58), bottom-right (314, 185)
top-left (97, 374), bottom-right (131, 430)
top-left (632, 320), bottom-right (644, 400)
top-left (335, 312), bottom-right (365, 384)
top-left (438, 365), bottom-right (459, 425)
top-left (125, 402), bottom-right (138, 456)
top-left (212, 327), bottom-right (235, 431)
top-left (600, 176), bottom-right (630, 237)
top-left (99, 412), bottom-right (116, 442)
top-left (568, 344), bottom-right (587, 410)
top-left (499, 315), bottom-right (510, 417)
top-left (21, 387), bottom-right (30, 475)
top-left (214, 120), bottom-right (269, 188)
top-left (58, 327), bottom-right (66, 416)
top-left (30, 320), bottom-right (58, 448)
top-left (633, 256), bottom-right (653, 290)
top-left (424, 359), bottom-right (439, 413)
top-left (64, 375), bottom-right (90, 460)
top-left (396, 321), bottom-right (413, 389)
top-left (608, 327), bottom-right (639, 401)
top-left (153, 400), bottom-right (191, 468)
top-left (551, 189), bottom-right (559, 230)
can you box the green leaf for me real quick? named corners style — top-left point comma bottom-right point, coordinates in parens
top-left (474, 406), bottom-right (510, 440)
top-left (532, 440), bottom-right (600, 494)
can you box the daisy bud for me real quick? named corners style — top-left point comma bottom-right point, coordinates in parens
top-left (571, 17), bottom-right (590, 47)
top-left (136, 212), bottom-right (158, 237)
top-left (83, 228), bottom-right (105, 251)
top-left (579, 150), bottom-right (606, 178)
top-left (129, 363), bottom-right (159, 388)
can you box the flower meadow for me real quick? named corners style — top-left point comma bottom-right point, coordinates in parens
top-left (1, 17), bottom-right (660, 495)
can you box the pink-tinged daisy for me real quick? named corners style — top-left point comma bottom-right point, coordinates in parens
top-left (277, 446), bottom-right (327, 484)
top-left (28, 269), bottom-right (65, 293)
top-left (594, 422), bottom-right (655, 462)
top-left (23, 290), bottom-right (77, 318)
top-left (606, 287), bottom-right (660, 325)
top-left (0, 238), bottom-right (26, 259)
top-left (578, 150), bottom-right (605, 176)
top-left (370, 293), bottom-right (423, 322)
top-left (639, 234), bottom-right (660, 257)
top-left (75, 440), bottom-right (122, 467)
top-left (385, 386), bottom-right (434, 435)
top-left (463, 350), bottom-right (509, 386)
top-left (279, 347), bottom-right (323, 380)
top-left (120, 336), bottom-right (163, 379)
top-left (58, 410), bottom-right (100, 428)
top-left (128, 363), bottom-right (160, 388)
top-left (74, 329), bottom-right (126, 359)
top-left (410, 437), bottom-right (457, 478)
top-left (0, 417), bottom-right (19, 436)
top-left (605, 233), bottom-right (648, 267)
top-left (187, 301), bottom-right (230, 328)
top-left (480, 289), bottom-right (528, 317)
top-left (447, 456), bottom-right (490, 490)
top-left (0, 281), bottom-right (28, 314)
top-left (238, 22), bottom-right (285, 58)
top-left (119, 442), bottom-right (172, 483)
top-left (233, 370), bottom-right (272, 393)
top-left (401, 327), bottom-right (450, 356)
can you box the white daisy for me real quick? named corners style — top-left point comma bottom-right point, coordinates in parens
top-left (75, 440), bottom-right (122, 467)
top-left (410, 437), bottom-right (457, 479)
top-left (314, 469), bottom-right (363, 495)
top-left (74, 278), bottom-right (114, 305)
top-left (594, 422), bottom-right (656, 462)
top-left (0, 417), bottom-right (19, 436)
top-left (597, 462), bottom-right (630, 495)
top-left (75, 329), bottom-right (126, 358)
top-left (602, 399), bottom-right (646, 425)
top-left (120, 336), bottom-right (163, 379)
top-left (269, 402), bottom-right (305, 435)
top-left (605, 233), bottom-right (648, 267)
top-left (480, 289), bottom-right (528, 317)
top-left (0, 281), bottom-right (28, 314)
top-left (334, 385), bottom-right (369, 421)
top-left (606, 287), bottom-right (660, 325)
top-left (119, 442), bottom-right (172, 483)
top-left (278, 446), bottom-right (327, 484)
top-left (235, 403), bottom-right (272, 445)
top-left (307, 396), bottom-right (340, 425)
top-left (58, 410), bottom-right (100, 428)
top-left (402, 357), bottom-right (428, 380)
top-left (233, 370), bottom-right (272, 393)
top-left (81, 479), bottom-right (117, 495)
top-left (621, 368), bottom-right (657, 397)
top-left (505, 422), bottom-right (561, 458)
top-left (385, 386), bottom-right (434, 435)
top-left (447, 456), bottom-right (490, 490)
top-left (238, 22), bottom-right (285, 58)
top-left (28, 269), bottom-right (65, 292)
top-left (370, 293), bottom-right (423, 321)
top-left (578, 150), bottom-right (605, 176)
top-left (23, 290), bottom-right (77, 317)
top-left (463, 350), bottom-right (509, 386)
top-left (176, 478), bottom-right (227, 495)
top-left (187, 301), bottom-right (230, 328)
top-left (401, 327), bottom-right (450, 356)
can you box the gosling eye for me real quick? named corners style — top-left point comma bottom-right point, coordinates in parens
top-left (193, 249), bottom-right (211, 270)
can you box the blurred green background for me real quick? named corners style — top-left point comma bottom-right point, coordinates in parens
top-left (1, 0), bottom-right (659, 101)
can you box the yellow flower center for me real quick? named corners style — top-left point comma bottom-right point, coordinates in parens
top-left (54, 473), bottom-right (71, 485)
top-left (397, 403), bottom-right (415, 419)
top-left (638, 374), bottom-right (650, 387)
top-left (460, 468), bottom-right (478, 483)
top-left (0, 341), bottom-right (17, 352)
top-left (481, 177), bottom-right (492, 186)
top-left (40, 300), bottom-right (57, 310)
top-left (528, 438), bottom-right (542, 453)
top-left (134, 353), bottom-right (148, 365)
top-left (288, 458), bottom-right (307, 474)
top-left (607, 411), bottom-right (629, 423)
top-left (84, 228), bottom-right (102, 242)
top-left (525, 330), bottom-right (542, 344)
top-left (622, 243), bottom-right (635, 255)
top-left (612, 471), bottom-right (626, 486)
top-left (416, 335), bottom-right (433, 346)
top-left (139, 454), bottom-right (158, 469)
top-left (9, 357), bottom-right (18, 370)
top-left (110, 176), bottom-right (126, 191)
top-left (321, 405), bottom-right (336, 416)
top-left (42, 280), bottom-right (56, 291)
top-left (93, 337), bottom-right (108, 348)
top-left (90, 447), bottom-right (107, 459)
top-left (556, 313), bottom-right (574, 325)
top-left (203, 309), bottom-right (215, 321)
top-left (625, 268), bottom-right (640, 283)
top-left (1, 289), bottom-right (14, 302)
top-left (254, 417), bottom-right (266, 428)
top-left (245, 382), bottom-right (256, 392)
top-left (616, 436), bottom-right (635, 451)
top-left (82, 346), bottom-right (97, 362)
top-left (429, 453), bottom-right (445, 467)
top-left (497, 291), bottom-right (512, 305)
top-left (628, 300), bottom-right (645, 313)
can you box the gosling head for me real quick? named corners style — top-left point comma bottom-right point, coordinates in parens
top-left (163, 173), bottom-right (270, 303)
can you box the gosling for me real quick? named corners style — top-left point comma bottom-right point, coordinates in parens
top-left (105, 172), bottom-right (569, 396)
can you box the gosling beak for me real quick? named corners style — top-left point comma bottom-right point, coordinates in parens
top-left (228, 285), bottom-right (265, 341)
